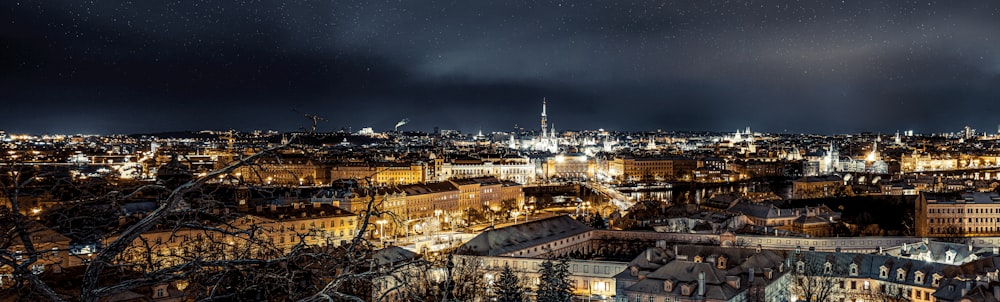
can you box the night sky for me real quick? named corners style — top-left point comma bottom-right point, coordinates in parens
top-left (2, 0), bottom-right (999, 135)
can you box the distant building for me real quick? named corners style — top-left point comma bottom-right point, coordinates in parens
top-left (434, 157), bottom-right (535, 184)
top-left (328, 162), bottom-right (427, 185)
top-left (519, 98), bottom-right (560, 153)
top-left (232, 152), bottom-right (323, 185)
top-left (540, 153), bottom-right (596, 180)
top-left (901, 152), bottom-right (959, 173)
top-left (916, 191), bottom-right (1000, 237)
top-left (728, 202), bottom-right (841, 237)
top-left (791, 175), bottom-right (847, 199)
top-left (610, 156), bottom-right (699, 182)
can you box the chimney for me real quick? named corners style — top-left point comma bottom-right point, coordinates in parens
top-left (749, 267), bottom-right (755, 285)
top-left (726, 276), bottom-right (741, 289)
top-left (764, 268), bottom-right (773, 280)
top-left (646, 249), bottom-right (652, 262)
top-left (698, 272), bottom-right (706, 296)
top-left (630, 266), bottom-right (639, 277)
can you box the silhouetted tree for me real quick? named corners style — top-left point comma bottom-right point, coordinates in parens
top-left (588, 212), bottom-right (607, 229)
top-left (536, 258), bottom-right (572, 302)
top-left (0, 132), bottom-right (426, 302)
top-left (493, 264), bottom-right (524, 302)
top-left (789, 252), bottom-right (845, 302)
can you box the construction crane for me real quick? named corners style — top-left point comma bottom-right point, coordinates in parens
top-left (220, 129), bottom-right (236, 152)
top-left (303, 113), bottom-right (327, 134)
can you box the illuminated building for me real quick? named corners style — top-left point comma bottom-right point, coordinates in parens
top-left (451, 177), bottom-right (502, 212)
top-left (609, 156), bottom-right (699, 182)
top-left (454, 216), bottom-right (625, 298)
top-left (540, 154), bottom-right (596, 180)
top-left (791, 175), bottom-right (847, 199)
top-left (397, 182), bottom-right (460, 221)
top-left (916, 191), bottom-right (1000, 237)
top-left (328, 162), bottom-right (427, 185)
top-left (232, 153), bottom-right (322, 185)
top-left (111, 204), bottom-right (358, 270)
top-left (0, 221), bottom-right (72, 276)
top-left (435, 157), bottom-right (536, 184)
top-left (900, 152), bottom-right (958, 173)
top-left (521, 98), bottom-right (560, 153)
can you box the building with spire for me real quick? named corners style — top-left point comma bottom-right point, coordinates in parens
top-left (523, 98), bottom-right (560, 153)
top-left (541, 97), bottom-right (548, 137)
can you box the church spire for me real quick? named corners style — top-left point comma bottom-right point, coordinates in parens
top-left (542, 97), bottom-right (547, 117)
top-left (540, 97), bottom-right (548, 137)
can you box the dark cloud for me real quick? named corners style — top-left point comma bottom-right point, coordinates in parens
top-left (2, 0), bottom-right (999, 134)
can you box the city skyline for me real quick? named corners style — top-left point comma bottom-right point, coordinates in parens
top-left (3, 1), bottom-right (999, 134)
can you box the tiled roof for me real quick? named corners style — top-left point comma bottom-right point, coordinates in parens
top-left (457, 215), bottom-right (591, 257)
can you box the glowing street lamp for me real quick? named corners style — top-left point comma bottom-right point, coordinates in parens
top-left (376, 219), bottom-right (387, 247)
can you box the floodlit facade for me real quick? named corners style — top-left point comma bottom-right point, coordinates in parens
top-left (916, 191), bottom-right (1000, 237)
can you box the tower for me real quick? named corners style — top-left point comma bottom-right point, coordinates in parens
top-left (867, 140), bottom-right (879, 162)
top-left (830, 142), bottom-right (840, 173)
top-left (540, 98), bottom-right (548, 137)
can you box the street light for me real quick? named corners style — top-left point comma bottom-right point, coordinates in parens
top-left (376, 219), bottom-right (387, 247)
